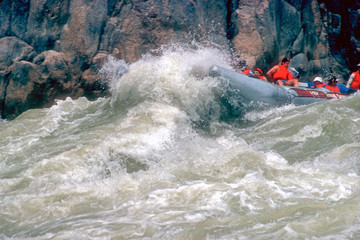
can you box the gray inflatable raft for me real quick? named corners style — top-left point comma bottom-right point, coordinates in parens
top-left (209, 65), bottom-right (347, 108)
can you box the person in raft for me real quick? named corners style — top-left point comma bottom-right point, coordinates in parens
top-left (241, 66), bottom-right (252, 75)
top-left (266, 58), bottom-right (299, 87)
top-left (253, 68), bottom-right (267, 81)
top-left (232, 54), bottom-right (254, 76)
top-left (346, 63), bottom-right (360, 90)
top-left (233, 54), bottom-right (245, 73)
top-left (312, 76), bottom-right (326, 88)
top-left (324, 76), bottom-right (340, 92)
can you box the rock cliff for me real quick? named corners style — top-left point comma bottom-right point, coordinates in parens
top-left (0, 0), bottom-right (359, 119)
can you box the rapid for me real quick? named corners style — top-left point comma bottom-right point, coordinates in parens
top-left (1, 45), bottom-right (360, 239)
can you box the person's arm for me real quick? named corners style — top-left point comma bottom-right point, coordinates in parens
top-left (266, 65), bottom-right (279, 83)
top-left (346, 73), bottom-right (355, 88)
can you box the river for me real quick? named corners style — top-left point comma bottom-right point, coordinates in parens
top-left (1, 45), bottom-right (360, 239)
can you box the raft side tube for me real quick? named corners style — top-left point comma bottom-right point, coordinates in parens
top-left (209, 65), bottom-right (293, 107)
top-left (209, 65), bottom-right (352, 109)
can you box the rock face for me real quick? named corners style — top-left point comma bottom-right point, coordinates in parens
top-left (0, 0), bottom-right (359, 119)
top-left (230, 0), bottom-right (360, 78)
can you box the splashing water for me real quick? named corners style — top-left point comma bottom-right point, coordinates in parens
top-left (1, 44), bottom-right (360, 239)
top-left (98, 55), bottom-right (129, 90)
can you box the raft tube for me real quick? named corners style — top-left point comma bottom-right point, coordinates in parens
top-left (209, 65), bottom-right (348, 108)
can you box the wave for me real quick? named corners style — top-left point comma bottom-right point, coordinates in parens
top-left (1, 45), bottom-right (360, 239)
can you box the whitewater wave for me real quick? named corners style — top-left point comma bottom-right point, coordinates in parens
top-left (2, 45), bottom-right (360, 239)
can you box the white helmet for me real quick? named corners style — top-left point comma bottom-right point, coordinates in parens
top-left (312, 77), bottom-right (324, 83)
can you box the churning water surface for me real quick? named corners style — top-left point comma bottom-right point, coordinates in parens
top-left (1, 45), bottom-right (360, 240)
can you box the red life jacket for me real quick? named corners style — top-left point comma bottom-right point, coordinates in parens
top-left (325, 84), bottom-right (340, 93)
top-left (242, 69), bottom-right (251, 75)
top-left (272, 65), bottom-right (293, 81)
top-left (350, 71), bottom-right (360, 90)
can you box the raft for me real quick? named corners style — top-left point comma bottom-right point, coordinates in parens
top-left (209, 65), bottom-right (350, 109)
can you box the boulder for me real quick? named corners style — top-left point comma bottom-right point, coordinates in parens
top-left (0, 37), bottom-right (36, 70)
top-left (2, 61), bottom-right (43, 119)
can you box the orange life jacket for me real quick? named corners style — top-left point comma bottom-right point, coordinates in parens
top-left (350, 71), bottom-right (360, 90)
top-left (316, 83), bottom-right (326, 88)
top-left (272, 65), bottom-right (293, 81)
top-left (325, 84), bottom-right (340, 93)
top-left (259, 76), bottom-right (267, 81)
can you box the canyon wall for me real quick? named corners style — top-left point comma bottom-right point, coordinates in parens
top-left (0, 0), bottom-right (359, 119)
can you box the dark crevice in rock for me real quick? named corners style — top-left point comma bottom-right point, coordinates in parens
top-left (0, 71), bottom-right (11, 119)
top-left (319, 0), bottom-right (360, 67)
top-left (9, 0), bottom-right (30, 40)
top-left (225, 0), bottom-right (238, 40)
